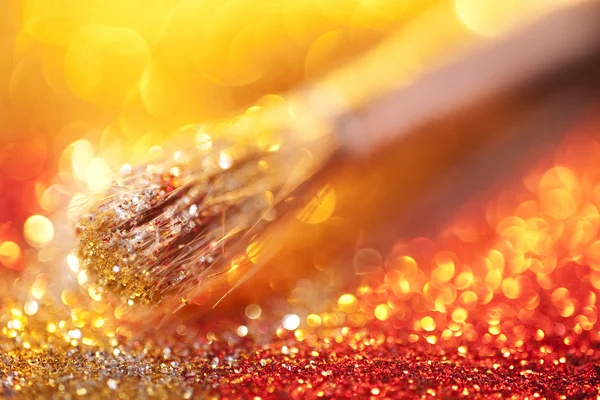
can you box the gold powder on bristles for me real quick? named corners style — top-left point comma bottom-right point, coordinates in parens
top-left (75, 122), bottom-right (335, 308)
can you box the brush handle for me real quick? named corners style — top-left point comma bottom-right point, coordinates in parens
top-left (335, 0), bottom-right (600, 157)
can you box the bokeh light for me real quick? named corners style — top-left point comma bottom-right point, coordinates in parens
top-left (23, 214), bottom-right (54, 247)
top-left (0, 1), bottom-right (598, 397)
top-left (245, 304), bottom-right (262, 320)
top-left (0, 241), bottom-right (21, 269)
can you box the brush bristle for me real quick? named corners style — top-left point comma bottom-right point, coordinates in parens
top-left (76, 138), bottom-right (281, 306)
top-left (75, 124), bottom-right (335, 309)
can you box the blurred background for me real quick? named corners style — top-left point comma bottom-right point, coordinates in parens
top-left (0, 0), bottom-right (572, 277)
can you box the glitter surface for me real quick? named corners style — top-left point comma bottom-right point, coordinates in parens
top-left (4, 117), bottom-right (600, 397)
top-left (3, 330), bottom-right (600, 399)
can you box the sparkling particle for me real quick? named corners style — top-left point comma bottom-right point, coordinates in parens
top-left (30, 280), bottom-right (46, 299)
top-left (196, 132), bottom-right (213, 151)
top-left (237, 325), bottom-right (249, 337)
top-left (374, 304), bottom-right (391, 321)
top-left (218, 151), bottom-right (233, 170)
top-left (451, 308), bottom-right (468, 323)
top-left (338, 294), bottom-right (358, 313)
top-left (282, 314), bottom-right (301, 331)
top-left (77, 270), bottom-right (88, 285)
top-left (245, 304), bottom-right (262, 320)
top-left (66, 253), bottom-right (80, 272)
top-left (119, 164), bottom-right (132, 176)
top-left (421, 316), bottom-right (436, 332)
top-left (68, 329), bottom-right (82, 340)
top-left (23, 215), bottom-right (55, 247)
top-left (24, 300), bottom-right (38, 316)
top-left (0, 241), bottom-right (21, 268)
top-left (306, 314), bottom-right (322, 327)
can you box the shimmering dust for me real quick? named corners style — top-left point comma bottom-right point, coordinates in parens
top-left (4, 128), bottom-right (600, 398)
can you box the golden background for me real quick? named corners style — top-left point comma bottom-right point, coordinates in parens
top-left (0, 0), bottom-right (568, 271)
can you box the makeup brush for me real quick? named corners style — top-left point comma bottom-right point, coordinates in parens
top-left (75, 0), bottom-right (600, 313)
